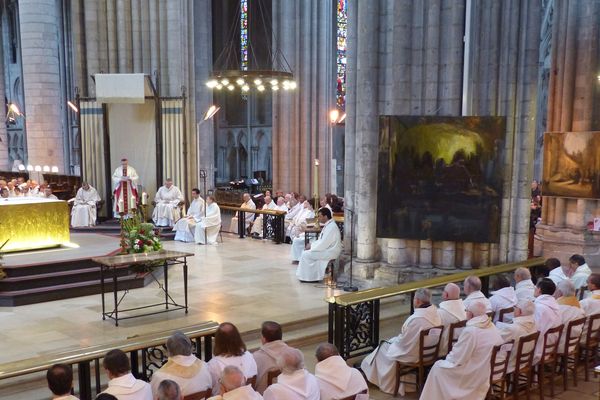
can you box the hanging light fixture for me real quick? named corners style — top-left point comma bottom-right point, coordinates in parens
top-left (206, 0), bottom-right (296, 94)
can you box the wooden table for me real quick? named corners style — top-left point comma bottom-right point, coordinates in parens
top-left (93, 250), bottom-right (193, 326)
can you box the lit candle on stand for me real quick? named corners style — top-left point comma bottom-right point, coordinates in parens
top-left (142, 192), bottom-right (147, 205)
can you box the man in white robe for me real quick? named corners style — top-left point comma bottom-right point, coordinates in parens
top-left (291, 202), bottom-right (316, 263)
top-left (420, 301), bottom-right (504, 400)
top-left (437, 283), bottom-right (467, 356)
top-left (314, 343), bottom-right (368, 400)
top-left (100, 349), bottom-right (152, 400)
top-left (112, 158), bottom-right (140, 218)
top-left (207, 366), bottom-right (263, 400)
top-left (549, 259), bottom-right (571, 286)
top-left (361, 288), bottom-right (442, 395)
top-left (555, 280), bottom-right (585, 354)
top-left (287, 197), bottom-right (309, 239)
top-left (251, 196), bottom-right (275, 238)
top-left (70, 182), bottom-right (101, 227)
top-left (489, 275), bottom-right (518, 322)
top-left (496, 299), bottom-right (537, 373)
top-left (195, 196), bottom-right (221, 245)
top-left (263, 348), bottom-right (319, 400)
top-left (514, 267), bottom-right (536, 301)
top-left (533, 278), bottom-right (562, 363)
top-left (296, 208), bottom-right (342, 282)
top-left (229, 193), bottom-right (256, 235)
top-left (253, 321), bottom-right (292, 394)
top-left (39, 187), bottom-right (58, 200)
top-left (463, 275), bottom-right (492, 313)
top-left (580, 273), bottom-right (600, 343)
top-left (284, 197), bottom-right (302, 234)
top-left (569, 254), bottom-right (592, 290)
top-left (152, 178), bottom-right (184, 227)
top-left (150, 332), bottom-right (212, 398)
top-left (46, 364), bottom-right (79, 400)
top-left (173, 189), bottom-right (205, 242)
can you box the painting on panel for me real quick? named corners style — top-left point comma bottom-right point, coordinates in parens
top-left (542, 131), bottom-right (600, 199)
top-left (376, 116), bottom-right (506, 243)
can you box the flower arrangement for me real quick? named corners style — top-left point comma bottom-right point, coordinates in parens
top-left (120, 213), bottom-right (163, 254)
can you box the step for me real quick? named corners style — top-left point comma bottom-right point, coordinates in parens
top-left (0, 266), bottom-right (132, 291)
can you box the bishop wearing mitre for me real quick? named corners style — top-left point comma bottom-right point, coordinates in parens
top-left (112, 158), bottom-right (139, 218)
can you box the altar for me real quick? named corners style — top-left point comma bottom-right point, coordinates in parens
top-left (0, 198), bottom-right (70, 252)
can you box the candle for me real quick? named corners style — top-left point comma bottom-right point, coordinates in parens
top-left (118, 198), bottom-right (124, 212)
top-left (142, 192), bottom-right (147, 205)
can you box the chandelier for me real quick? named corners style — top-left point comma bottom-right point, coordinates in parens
top-left (206, 0), bottom-right (296, 93)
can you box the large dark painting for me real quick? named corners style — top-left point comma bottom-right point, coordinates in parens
top-left (377, 116), bottom-right (506, 243)
top-left (542, 131), bottom-right (600, 199)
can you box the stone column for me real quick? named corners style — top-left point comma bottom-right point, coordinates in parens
top-left (0, 35), bottom-right (7, 169)
top-left (19, 0), bottom-right (64, 169)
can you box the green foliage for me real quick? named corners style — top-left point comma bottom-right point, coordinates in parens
top-left (120, 211), bottom-right (163, 254)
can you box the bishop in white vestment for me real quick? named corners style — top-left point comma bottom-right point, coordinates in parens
top-left (361, 289), bottom-right (442, 395)
top-left (229, 193), bottom-right (256, 234)
top-left (112, 158), bottom-right (139, 217)
top-left (173, 189), bottom-right (205, 242)
top-left (70, 182), bottom-right (101, 227)
top-left (420, 301), bottom-right (504, 400)
top-left (437, 283), bottom-right (467, 356)
top-left (296, 208), bottom-right (342, 282)
top-left (152, 179), bottom-right (184, 227)
top-left (314, 343), bottom-right (368, 400)
top-left (195, 196), bottom-right (222, 245)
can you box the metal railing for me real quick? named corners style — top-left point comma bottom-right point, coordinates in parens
top-left (326, 258), bottom-right (545, 360)
top-left (0, 321), bottom-right (219, 400)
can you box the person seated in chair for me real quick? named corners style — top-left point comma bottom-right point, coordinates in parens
top-left (173, 189), bottom-right (205, 242)
top-left (152, 178), bottom-right (184, 227)
top-left (296, 208), bottom-right (342, 282)
top-left (253, 321), bottom-right (292, 394)
top-left (514, 267), bottom-right (536, 301)
top-left (229, 193), bottom-right (256, 235)
top-left (437, 283), bottom-right (466, 356)
top-left (251, 196), bottom-right (275, 239)
top-left (489, 275), bottom-right (517, 322)
top-left (156, 380), bottom-right (183, 400)
top-left (569, 254), bottom-right (592, 290)
top-left (263, 348), bottom-right (319, 400)
top-left (555, 280), bottom-right (586, 354)
top-left (533, 278), bottom-right (562, 363)
top-left (495, 299), bottom-right (538, 373)
top-left (207, 366), bottom-right (263, 400)
top-left (314, 343), bottom-right (368, 400)
top-left (462, 275), bottom-right (492, 313)
top-left (195, 196), bottom-right (221, 245)
top-left (70, 182), bottom-right (101, 227)
top-left (100, 349), bottom-right (152, 400)
top-left (47, 363), bottom-right (79, 400)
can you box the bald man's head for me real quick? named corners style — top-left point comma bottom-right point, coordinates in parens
top-left (220, 366), bottom-right (245, 392)
top-left (442, 283), bottom-right (460, 300)
top-left (466, 300), bottom-right (488, 319)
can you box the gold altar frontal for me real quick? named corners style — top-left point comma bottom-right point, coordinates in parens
top-left (0, 199), bottom-right (70, 252)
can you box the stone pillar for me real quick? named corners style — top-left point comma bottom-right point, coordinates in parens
top-left (462, 242), bottom-right (473, 269)
top-left (440, 241), bottom-right (456, 269)
top-left (19, 0), bottom-right (64, 169)
top-left (387, 239), bottom-right (408, 266)
top-left (0, 35), bottom-right (7, 169)
top-left (419, 240), bottom-right (433, 268)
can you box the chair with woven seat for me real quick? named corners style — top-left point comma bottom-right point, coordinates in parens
top-left (559, 317), bottom-right (586, 390)
top-left (246, 374), bottom-right (257, 389)
top-left (393, 325), bottom-right (444, 396)
top-left (266, 368), bottom-right (281, 387)
top-left (507, 331), bottom-right (539, 400)
top-left (339, 388), bottom-right (368, 400)
top-left (536, 324), bottom-right (564, 400)
top-left (447, 319), bottom-right (467, 355)
top-left (487, 340), bottom-right (514, 400)
top-left (497, 306), bottom-right (514, 323)
top-left (183, 388), bottom-right (211, 400)
top-left (581, 313), bottom-right (600, 381)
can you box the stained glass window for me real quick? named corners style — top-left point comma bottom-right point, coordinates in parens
top-left (240, 0), bottom-right (248, 71)
top-left (336, 0), bottom-right (347, 110)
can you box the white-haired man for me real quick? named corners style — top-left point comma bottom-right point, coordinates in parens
top-left (555, 280), bottom-right (586, 354)
top-left (514, 267), bottom-right (535, 301)
top-left (361, 288), bottom-right (442, 395)
top-left (437, 283), bottom-right (467, 356)
top-left (263, 348), bottom-right (319, 400)
top-left (229, 193), bottom-right (256, 235)
top-left (150, 331), bottom-right (212, 398)
top-left (463, 276), bottom-right (492, 313)
top-left (496, 299), bottom-right (538, 373)
top-left (314, 343), bottom-right (368, 400)
top-left (207, 366), bottom-right (263, 400)
top-left (152, 178), bottom-right (184, 227)
top-left (420, 301), bottom-right (503, 400)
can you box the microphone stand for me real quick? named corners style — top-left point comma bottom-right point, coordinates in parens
top-left (343, 208), bottom-right (358, 292)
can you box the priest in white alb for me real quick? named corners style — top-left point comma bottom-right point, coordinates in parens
top-left (152, 178), bottom-right (184, 227)
top-left (195, 195), bottom-right (221, 245)
top-left (173, 188), bottom-right (205, 242)
top-left (251, 195), bottom-right (275, 238)
top-left (112, 158), bottom-right (139, 218)
top-left (263, 348), bottom-right (319, 400)
top-left (489, 275), bottom-right (518, 322)
top-left (361, 288), bottom-right (442, 395)
top-left (437, 283), bottom-right (467, 356)
top-left (314, 343), bottom-right (368, 400)
top-left (514, 267), bottom-right (536, 301)
top-left (296, 208), bottom-right (342, 282)
top-left (290, 201), bottom-right (316, 263)
top-left (419, 301), bottom-right (504, 400)
top-left (229, 193), bottom-right (256, 234)
top-left (533, 278), bottom-right (562, 363)
top-left (463, 275), bottom-right (492, 312)
top-left (496, 299), bottom-right (537, 373)
top-left (555, 280), bottom-right (585, 354)
top-left (70, 182), bottom-right (101, 227)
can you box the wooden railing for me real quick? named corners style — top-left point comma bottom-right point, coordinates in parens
top-left (326, 258), bottom-right (545, 360)
top-left (0, 321), bottom-right (219, 400)
top-left (220, 205), bottom-right (287, 243)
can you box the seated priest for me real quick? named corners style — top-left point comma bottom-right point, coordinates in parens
top-left (152, 178), bottom-right (184, 227)
top-left (173, 189), bottom-right (205, 242)
top-left (569, 254), bottom-right (592, 290)
top-left (533, 278), bottom-right (562, 363)
top-left (0, 187), bottom-right (8, 198)
top-left (419, 301), bottom-right (503, 400)
top-left (194, 195), bottom-right (221, 245)
top-left (100, 349), bottom-right (153, 400)
top-left (263, 347), bottom-right (320, 400)
top-left (489, 275), bottom-right (517, 322)
top-left (437, 283), bottom-right (467, 356)
top-left (290, 201), bottom-right (316, 263)
top-left (555, 280), bottom-right (585, 354)
top-left (495, 299), bottom-right (537, 373)
top-left (39, 186), bottom-right (58, 200)
top-left (284, 196), bottom-right (302, 232)
top-left (314, 342), bottom-right (368, 400)
top-left (253, 321), bottom-right (292, 394)
top-left (361, 288), bottom-right (442, 395)
top-left (580, 273), bottom-right (600, 343)
top-left (296, 207), bottom-right (342, 282)
top-left (207, 366), bottom-right (263, 400)
top-left (70, 182), bottom-right (101, 227)
top-left (463, 275), bottom-right (492, 313)
top-left (514, 267), bottom-right (536, 301)
top-left (229, 193), bottom-right (256, 235)
top-left (250, 195), bottom-right (276, 238)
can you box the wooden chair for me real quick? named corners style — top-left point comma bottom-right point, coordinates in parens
top-left (497, 306), bottom-right (514, 323)
top-left (507, 331), bottom-right (539, 400)
top-left (576, 286), bottom-right (588, 300)
top-left (447, 319), bottom-right (467, 354)
top-left (266, 369), bottom-right (281, 386)
top-left (246, 375), bottom-right (257, 389)
top-left (581, 313), bottom-right (600, 381)
top-left (536, 324), bottom-right (563, 400)
top-left (487, 311), bottom-right (495, 321)
top-left (393, 325), bottom-right (444, 396)
top-left (487, 340), bottom-right (514, 400)
top-left (339, 388), bottom-right (368, 400)
top-left (183, 388), bottom-right (211, 400)
top-left (559, 317), bottom-right (586, 390)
